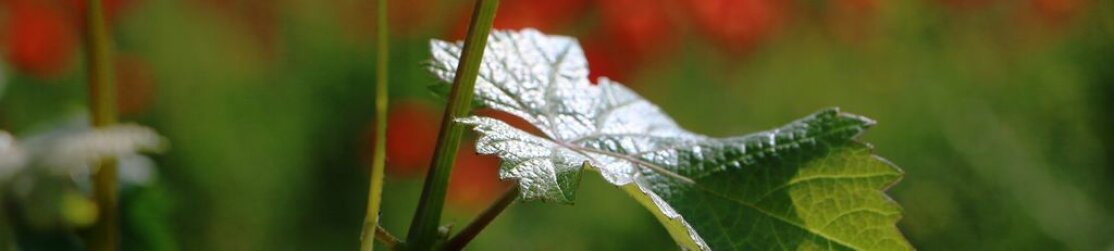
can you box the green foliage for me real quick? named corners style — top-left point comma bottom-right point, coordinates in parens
top-left (625, 112), bottom-right (907, 250)
top-left (430, 29), bottom-right (909, 250)
top-left (4, 0), bottom-right (1109, 250)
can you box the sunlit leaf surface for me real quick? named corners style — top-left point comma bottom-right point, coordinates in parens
top-left (429, 29), bottom-right (910, 250)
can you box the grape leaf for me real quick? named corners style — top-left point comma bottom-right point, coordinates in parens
top-left (428, 29), bottom-right (910, 250)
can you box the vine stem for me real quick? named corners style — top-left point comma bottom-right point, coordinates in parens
top-left (84, 0), bottom-right (119, 250)
top-left (361, 0), bottom-right (390, 249)
top-left (404, 0), bottom-right (500, 249)
top-left (374, 225), bottom-right (402, 250)
top-left (442, 186), bottom-right (519, 250)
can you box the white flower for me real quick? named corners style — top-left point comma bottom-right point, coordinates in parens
top-left (0, 131), bottom-right (28, 180)
top-left (13, 115), bottom-right (167, 187)
top-left (45, 124), bottom-right (166, 172)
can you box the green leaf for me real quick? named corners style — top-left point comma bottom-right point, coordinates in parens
top-left (621, 110), bottom-right (907, 250)
top-left (428, 28), bottom-right (910, 250)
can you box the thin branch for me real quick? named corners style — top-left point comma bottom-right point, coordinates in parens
top-left (375, 225), bottom-right (402, 250)
top-left (442, 186), bottom-right (520, 250)
top-left (361, 0), bottom-right (389, 249)
top-left (405, 0), bottom-right (500, 249)
top-left (84, 0), bottom-right (119, 250)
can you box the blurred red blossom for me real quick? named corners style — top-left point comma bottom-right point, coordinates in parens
top-left (371, 100), bottom-right (442, 177)
top-left (679, 0), bottom-right (784, 55)
top-left (1, 0), bottom-right (141, 78)
top-left (595, 0), bottom-right (676, 61)
top-left (493, 0), bottom-right (590, 32)
top-left (574, 0), bottom-right (678, 83)
top-left (2, 0), bottom-right (78, 78)
top-left (449, 0), bottom-right (590, 40)
top-left (581, 36), bottom-right (630, 83)
top-left (447, 142), bottom-right (508, 210)
top-left (364, 103), bottom-right (510, 210)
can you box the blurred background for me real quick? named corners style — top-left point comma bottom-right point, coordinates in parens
top-left (0, 0), bottom-right (1112, 250)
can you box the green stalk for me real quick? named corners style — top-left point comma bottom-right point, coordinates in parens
top-left (361, 0), bottom-right (390, 249)
top-left (404, 0), bottom-right (499, 249)
top-left (374, 225), bottom-right (402, 250)
top-left (84, 0), bottom-right (119, 250)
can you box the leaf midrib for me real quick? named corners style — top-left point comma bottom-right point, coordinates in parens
top-left (654, 119), bottom-right (869, 180)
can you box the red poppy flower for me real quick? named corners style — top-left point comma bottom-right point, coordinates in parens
top-left (2, 0), bottom-right (78, 78)
top-left (581, 36), bottom-right (631, 83)
top-left (446, 142), bottom-right (508, 211)
top-left (365, 105), bottom-right (511, 209)
top-left (448, 0), bottom-right (590, 40)
top-left (573, 0), bottom-right (677, 83)
top-left (680, 0), bottom-right (783, 55)
top-left (368, 100), bottom-right (442, 177)
top-left (595, 0), bottom-right (676, 61)
top-left (495, 0), bottom-right (590, 32)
